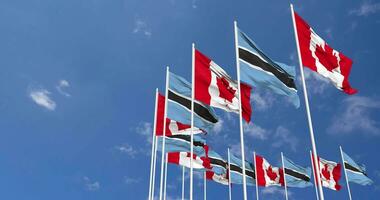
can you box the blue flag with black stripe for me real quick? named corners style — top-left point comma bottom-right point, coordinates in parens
top-left (230, 153), bottom-right (255, 186)
top-left (342, 151), bottom-right (373, 186)
top-left (156, 135), bottom-right (206, 155)
top-left (283, 156), bottom-right (313, 188)
top-left (167, 72), bottom-right (218, 133)
top-left (237, 28), bottom-right (300, 108)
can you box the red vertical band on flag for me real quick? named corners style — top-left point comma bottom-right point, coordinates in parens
top-left (195, 49), bottom-right (212, 105)
top-left (155, 93), bottom-right (165, 136)
top-left (255, 155), bottom-right (266, 186)
top-left (240, 83), bottom-right (252, 122)
top-left (333, 163), bottom-right (342, 190)
top-left (167, 152), bottom-right (180, 165)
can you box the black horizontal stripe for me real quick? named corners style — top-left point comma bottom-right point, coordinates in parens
top-left (168, 90), bottom-right (218, 123)
top-left (285, 168), bottom-right (310, 182)
top-left (345, 162), bottom-right (367, 176)
top-left (239, 48), bottom-right (297, 90)
top-left (230, 163), bottom-right (255, 179)
top-left (168, 135), bottom-right (205, 147)
top-left (209, 157), bottom-right (227, 169)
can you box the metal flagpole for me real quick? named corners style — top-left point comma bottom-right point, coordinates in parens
top-left (149, 89), bottom-right (159, 200)
top-left (290, 4), bottom-right (324, 200)
top-left (340, 146), bottom-right (353, 200)
top-left (281, 152), bottom-right (289, 200)
top-left (253, 152), bottom-right (259, 200)
top-left (152, 133), bottom-right (158, 200)
top-left (233, 20), bottom-right (248, 200)
top-left (159, 67), bottom-right (170, 200)
top-left (228, 148), bottom-right (232, 200)
top-left (204, 171), bottom-right (207, 200)
top-left (190, 43), bottom-right (195, 200)
top-left (164, 154), bottom-right (168, 200)
top-left (182, 166), bottom-right (185, 200)
top-left (310, 151), bottom-right (320, 200)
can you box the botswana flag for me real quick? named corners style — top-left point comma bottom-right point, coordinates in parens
top-left (283, 156), bottom-right (313, 188)
top-left (168, 72), bottom-right (218, 133)
top-left (237, 28), bottom-right (300, 108)
top-left (208, 150), bottom-right (228, 175)
top-left (230, 153), bottom-right (255, 185)
top-left (156, 135), bottom-right (206, 155)
top-left (342, 150), bottom-right (373, 186)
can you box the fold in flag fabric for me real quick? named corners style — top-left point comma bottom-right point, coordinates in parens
top-left (167, 151), bottom-right (212, 170)
top-left (342, 151), bottom-right (373, 186)
top-left (256, 154), bottom-right (284, 187)
top-left (167, 72), bottom-right (218, 133)
top-left (283, 156), bottom-right (313, 188)
top-left (156, 93), bottom-right (203, 136)
top-left (156, 135), bottom-right (207, 155)
top-left (314, 156), bottom-right (342, 191)
top-left (237, 28), bottom-right (300, 108)
top-left (195, 49), bottom-right (252, 122)
top-left (230, 153), bottom-right (255, 185)
top-left (294, 12), bottom-right (357, 95)
top-left (208, 150), bottom-right (228, 175)
top-left (206, 171), bottom-right (229, 185)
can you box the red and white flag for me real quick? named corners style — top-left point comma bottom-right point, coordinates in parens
top-left (167, 152), bottom-right (211, 170)
top-left (195, 49), bottom-right (252, 122)
top-left (155, 93), bottom-right (203, 136)
top-left (318, 157), bottom-right (342, 191)
top-left (206, 171), bottom-right (229, 185)
top-left (256, 154), bottom-right (284, 187)
top-left (294, 12), bottom-right (357, 95)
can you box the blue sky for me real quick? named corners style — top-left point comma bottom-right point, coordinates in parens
top-left (0, 0), bottom-right (379, 199)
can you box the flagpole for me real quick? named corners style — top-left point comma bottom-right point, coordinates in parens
top-left (149, 89), bottom-right (159, 200)
top-left (164, 154), bottom-right (168, 200)
top-left (340, 146), bottom-right (353, 200)
top-left (253, 151), bottom-right (259, 200)
top-left (159, 67), bottom-right (170, 200)
top-left (290, 4), bottom-right (324, 200)
top-left (204, 171), bottom-right (207, 200)
top-left (228, 148), bottom-right (232, 200)
top-left (190, 42), bottom-right (195, 200)
top-left (281, 152), bottom-right (288, 200)
top-left (233, 20), bottom-right (248, 200)
top-left (152, 133), bottom-right (158, 200)
top-left (310, 151), bottom-right (320, 200)
top-left (182, 166), bottom-right (185, 200)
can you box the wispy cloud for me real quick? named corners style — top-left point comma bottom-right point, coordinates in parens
top-left (114, 143), bottom-right (138, 158)
top-left (328, 96), bottom-right (380, 135)
top-left (56, 79), bottom-right (71, 97)
top-left (251, 91), bottom-right (275, 111)
top-left (136, 122), bottom-right (153, 143)
top-left (133, 19), bottom-right (152, 37)
top-left (244, 123), bottom-right (269, 140)
top-left (302, 69), bottom-right (331, 95)
top-left (29, 88), bottom-right (56, 111)
top-left (272, 126), bottom-right (299, 152)
top-left (350, 1), bottom-right (380, 16)
top-left (124, 176), bottom-right (141, 184)
top-left (83, 176), bottom-right (100, 191)
top-left (261, 187), bottom-right (292, 197)
top-left (212, 118), bottom-right (224, 134)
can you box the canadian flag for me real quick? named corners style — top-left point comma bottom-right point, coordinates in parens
top-left (167, 152), bottom-right (212, 170)
top-left (256, 154), bottom-right (284, 187)
top-left (195, 49), bottom-right (252, 122)
top-left (318, 157), bottom-right (342, 191)
top-left (206, 171), bottom-right (229, 185)
top-left (294, 11), bottom-right (357, 95)
top-left (155, 93), bottom-right (203, 136)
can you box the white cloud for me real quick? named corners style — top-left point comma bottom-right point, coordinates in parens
top-left (212, 118), bottom-right (224, 134)
top-left (272, 126), bottom-right (299, 152)
top-left (350, 1), bottom-right (380, 16)
top-left (83, 176), bottom-right (100, 191)
top-left (328, 96), bottom-right (380, 135)
top-left (261, 187), bottom-right (292, 197)
top-left (191, 0), bottom-right (198, 9)
top-left (29, 88), bottom-right (56, 111)
top-left (251, 91), bottom-right (275, 111)
top-left (56, 79), bottom-right (71, 97)
top-left (302, 69), bottom-right (331, 95)
top-left (133, 19), bottom-right (152, 37)
top-left (124, 177), bottom-right (141, 184)
top-left (115, 143), bottom-right (138, 158)
top-left (324, 28), bottom-right (333, 39)
top-left (136, 122), bottom-right (153, 143)
top-left (244, 123), bottom-right (269, 140)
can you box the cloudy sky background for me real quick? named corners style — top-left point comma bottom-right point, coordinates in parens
top-left (0, 0), bottom-right (379, 199)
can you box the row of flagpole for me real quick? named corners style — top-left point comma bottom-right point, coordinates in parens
top-left (147, 4), bottom-right (360, 200)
